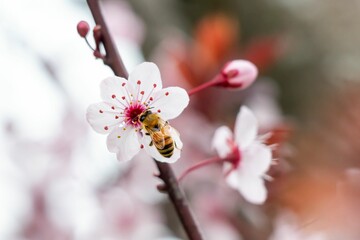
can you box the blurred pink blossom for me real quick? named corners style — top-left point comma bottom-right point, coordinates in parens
top-left (212, 106), bottom-right (272, 204)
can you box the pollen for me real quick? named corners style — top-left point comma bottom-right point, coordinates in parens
top-left (117, 135), bottom-right (121, 138)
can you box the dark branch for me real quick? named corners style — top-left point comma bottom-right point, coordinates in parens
top-left (85, 1), bottom-right (204, 239)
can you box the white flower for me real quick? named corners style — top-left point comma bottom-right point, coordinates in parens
top-left (212, 106), bottom-right (272, 204)
top-left (87, 62), bottom-right (189, 163)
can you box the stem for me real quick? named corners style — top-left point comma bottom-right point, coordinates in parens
top-left (86, 1), bottom-right (203, 239)
top-left (178, 156), bottom-right (227, 182)
top-left (187, 74), bottom-right (224, 96)
top-left (84, 37), bottom-right (96, 52)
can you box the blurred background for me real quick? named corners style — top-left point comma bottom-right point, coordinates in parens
top-left (1, 0), bottom-right (360, 239)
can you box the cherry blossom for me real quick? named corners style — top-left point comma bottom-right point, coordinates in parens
top-left (87, 62), bottom-right (189, 163)
top-left (212, 106), bottom-right (272, 204)
top-left (220, 60), bottom-right (258, 90)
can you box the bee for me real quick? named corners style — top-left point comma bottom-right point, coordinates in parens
top-left (139, 110), bottom-right (177, 158)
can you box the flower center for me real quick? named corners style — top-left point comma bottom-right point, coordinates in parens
top-left (124, 102), bottom-right (146, 128)
top-left (226, 138), bottom-right (242, 168)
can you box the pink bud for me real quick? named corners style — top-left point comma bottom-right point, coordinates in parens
top-left (77, 21), bottom-right (90, 38)
top-left (221, 60), bottom-right (258, 90)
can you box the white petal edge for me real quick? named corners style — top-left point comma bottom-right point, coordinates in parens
top-left (234, 106), bottom-right (258, 150)
top-left (212, 126), bottom-right (233, 158)
top-left (86, 102), bottom-right (124, 134)
top-left (240, 140), bottom-right (272, 177)
top-left (106, 127), bottom-right (140, 162)
top-left (100, 76), bottom-right (132, 105)
top-left (150, 87), bottom-right (189, 121)
top-left (227, 172), bottom-right (267, 204)
top-left (139, 127), bottom-right (182, 163)
top-left (128, 62), bottom-right (163, 95)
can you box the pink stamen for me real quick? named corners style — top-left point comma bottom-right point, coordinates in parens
top-left (143, 83), bottom-right (157, 105)
top-left (122, 83), bottom-right (133, 103)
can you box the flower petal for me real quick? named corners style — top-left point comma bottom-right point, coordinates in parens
top-left (100, 76), bottom-right (133, 106)
top-left (226, 172), bottom-right (267, 204)
top-left (106, 127), bottom-right (140, 161)
top-left (86, 102), bottom-right (124, 134)
top-left (240, 141), bottom-right (272, 176)
top-left (140, 127), bottom-right (182, 163)
top-left (150, 87), bottom-right (189, 121)
top-left (212, 126), bottom-right (233, 158)
top-left (128, 62), bottom-right (162, 96)
top-left (234, 106), bottom-right (258, 150)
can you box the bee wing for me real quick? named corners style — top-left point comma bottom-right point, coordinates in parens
top-left (150, 131), bottom-right (166, 149)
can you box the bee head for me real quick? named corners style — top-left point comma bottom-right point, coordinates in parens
top-left (139, 110), bottom-right (152, 122)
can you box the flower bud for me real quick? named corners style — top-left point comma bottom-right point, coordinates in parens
top-left (221, 60), bottom-right (258, 90)
top-left (77, 21), bottom-right (90, 38)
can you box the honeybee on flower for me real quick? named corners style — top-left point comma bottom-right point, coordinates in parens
top-left (86, 62), bottom-right (189, 163)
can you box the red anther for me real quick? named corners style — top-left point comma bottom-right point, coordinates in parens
top-left (140, 91), bottom-right (144, 95)
top-left (165, 92), bottom-right (169, 96)
top-left (112, 94), bottom-right (116, 99)
top-left (99, 110), bottom-right (103, 113)
top-left (137, 80), bottom-right (141, 85)
top-left (77, 21), bottom-right (90, 38)
top-left (104, 126), bottom-right (109, 130)
top-left (122, 83), bottom-right (126, 86)
top-left (153, 84), bottom-right (157, 88)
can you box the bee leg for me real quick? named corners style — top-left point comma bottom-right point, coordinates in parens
top-left (174, 141), bottom-right (181, 150)
top-left (145, 133), bottom-right (150, 136)
top-left (149, 141), bottom-right (153, 147)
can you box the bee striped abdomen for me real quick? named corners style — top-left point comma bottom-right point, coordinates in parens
top-left (157, 136), bottom-right (174, 158)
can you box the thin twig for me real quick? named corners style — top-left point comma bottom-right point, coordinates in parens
top-left (86, 0), bottom-right (203, 239)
